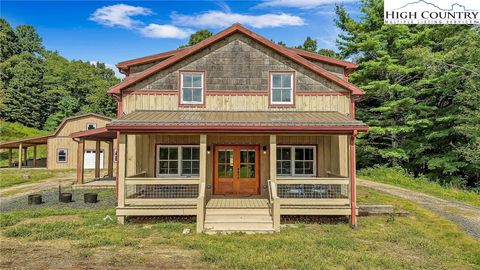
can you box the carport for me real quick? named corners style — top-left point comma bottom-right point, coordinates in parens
top-left (0, 135), bottom-right (51, 168)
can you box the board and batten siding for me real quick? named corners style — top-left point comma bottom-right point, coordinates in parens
top-left (126, 134), bottom-right (348, 200)
top-left (46, 115), bottom-right (115, 169)
top-left (122, 93), bottom-right (351, 114)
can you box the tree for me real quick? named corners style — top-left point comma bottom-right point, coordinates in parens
top-left (335, 0), bottom-right (480, 187)
top-left (179, 30), bottom-right (212, 48)
top-left (15, 25), bottom-right (44, 55)
top-left (296, 36), bottom-right (318, 52)
top-left (0, 18), bottom-right (18, 62)
top-left (317, 48), bottom-right (340, 59)
top-left (1, 52), bottom-right (46, 128)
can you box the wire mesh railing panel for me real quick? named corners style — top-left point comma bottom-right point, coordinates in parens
top-left (126, 184), bottom-right (199, 199)
top-left (277, 184), bottom-right (348, 199)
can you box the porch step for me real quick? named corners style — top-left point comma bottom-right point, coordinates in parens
top-left (204, 201), bottom-right (274, 233)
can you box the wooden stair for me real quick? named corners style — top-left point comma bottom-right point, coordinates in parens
top-left (204, 199), bottom-right (274, 233)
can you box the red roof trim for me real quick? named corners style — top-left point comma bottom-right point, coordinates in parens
top-left (287, 48), bottom-right (358, 69)
top-left (108, 24), bottom-right (364, 96)
top-left (116, 47), bottom-right (187, 71)
top-left (106, 125), bottom-right (368, 133)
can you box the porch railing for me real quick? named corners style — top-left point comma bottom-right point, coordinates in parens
top-left (267, 180), bottom-right (280, 231)
top-left (124, 176), bottom-right (200, 206)
top-left (275, 177), bottom-right (349, 206)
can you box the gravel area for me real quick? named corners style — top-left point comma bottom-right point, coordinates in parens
top-left (0, 188), bottom-right (116, 212)
top-left (358, 178), bottom-right (480, 240)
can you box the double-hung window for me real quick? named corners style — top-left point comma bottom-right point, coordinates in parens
top-left (157, 145), bottom-right (200, 177)
top-left (180, 72), bottom-right (204, 105)
top-left (277, 146), bottom-right (315, 176)
top-left (270, 72), bottom-right (294, 105)
top-left (57, 149), bottom-right (68, 163)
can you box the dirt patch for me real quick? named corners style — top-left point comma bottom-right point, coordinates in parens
top-left (0, 237), bottom-right (210, 270)
top-left (358, 179), bottom-right (480, 240)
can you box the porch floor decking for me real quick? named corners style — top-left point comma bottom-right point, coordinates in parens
top-left (206, 198), bottom-right (269, 209)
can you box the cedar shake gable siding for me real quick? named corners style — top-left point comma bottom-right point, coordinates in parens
top-left (108, 24), bottom-right (363, 96)
top-left (124, 34), bottom-right (348, 93)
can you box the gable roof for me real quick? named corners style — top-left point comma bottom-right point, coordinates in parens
top-left (116, 42), bottom-right (357, 73)
top-left (108, 24), bottom-right (364, 96)
top-left (51, 113), bottom-right (112, 136)
top-left (0, 113), bottom-right (113, 149)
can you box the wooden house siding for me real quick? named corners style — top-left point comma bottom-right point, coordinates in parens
top-left (122, 92), bottom-right (351, 114)
top-left (124, 33), bottom-right (347, 93)
top-left (125, 134), bottom-right (347, 200)
top-left (47, 115), bottom-right (115, 169)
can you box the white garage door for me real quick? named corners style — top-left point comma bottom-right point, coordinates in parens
top-left (84, 150), bottom-right (104, 169)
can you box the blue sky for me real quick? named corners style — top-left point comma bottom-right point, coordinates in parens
top-left (1, 1), bottom-right (361, 77)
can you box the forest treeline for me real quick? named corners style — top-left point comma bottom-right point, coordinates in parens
top-left (0, 18), bottom-right (119, 131)
top-left (1, 0), bottom-right (479, 189)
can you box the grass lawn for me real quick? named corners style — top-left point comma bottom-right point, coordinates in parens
top-left (0, 187), bottom-right (479, 269)
top-left (0, 169), bottom-right (76, 189)
top-left (359, 166), bottom-right (480, 207)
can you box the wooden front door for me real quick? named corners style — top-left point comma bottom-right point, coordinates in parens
top-left (214, 145), bottom-right (260, 195)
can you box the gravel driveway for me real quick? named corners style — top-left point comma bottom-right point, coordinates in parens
top-left (358, 179), bottom-right (480, 240)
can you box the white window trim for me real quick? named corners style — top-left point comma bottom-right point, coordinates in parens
top-left (270, 73), bottom-right (294, 105)
top-left (57, 148), bottom-right (68, 163)
top-left (277, 145), bottom-right (316, 177)
top-left (86, 123), bottom-right (97, 130)
top-left (180, 72), bottom-right (204, 105)
top-left (156, 145), bottom-right (200, 177)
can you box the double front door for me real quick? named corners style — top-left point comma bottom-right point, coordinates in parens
top-left (214, 145), bottom-right (260, 195)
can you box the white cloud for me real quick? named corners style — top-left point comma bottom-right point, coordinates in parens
top-left (257, 0), bottom-right (359, 9)
top-left (90, 4), bottom-right (152, 28)
top-left (139, 24), bottom-right (193, 39)
top-left (171, 11), bottom-right (305, 28)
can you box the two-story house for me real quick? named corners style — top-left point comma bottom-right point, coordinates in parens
top-left (73, 24), bottom-right (367, 233)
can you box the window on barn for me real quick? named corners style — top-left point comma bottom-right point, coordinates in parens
top-left (57, 149), bottom-right (68, 163)
top-left (86, 123), bottom-right (97, 130)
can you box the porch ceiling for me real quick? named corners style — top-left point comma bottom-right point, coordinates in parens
top-left (107, 111), bottom-right (368, 132)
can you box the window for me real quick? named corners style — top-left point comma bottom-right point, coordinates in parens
top-left (86, 123), bottom-right (96, 130)
top-left (157, 145), bottom-right (200, 176)
top-left (57, 149), bottom-right (68, 163)
top-left (180, 72), bottom-right (204, 104)
top-left (270, 73), bottom-right (293, 105)
top-left (277, 146), bottom-right (315, 176)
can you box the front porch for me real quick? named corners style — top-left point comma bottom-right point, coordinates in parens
top-left (115, 132), bottom-right (358, 232)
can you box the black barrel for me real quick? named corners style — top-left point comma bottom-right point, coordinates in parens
top-left (84, 193), bottom-right (98, 203)
top-left (59, 193), bottom-right (73, 203)
top-left (28, 194), bottom-right (42, 205)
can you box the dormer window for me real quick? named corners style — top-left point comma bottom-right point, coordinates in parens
top-left (86, 123), bottom-right (96, 130)
top-left (180, 72), bottom-right (204, 105)
top-left (270, 72), bottom-right (294, 105)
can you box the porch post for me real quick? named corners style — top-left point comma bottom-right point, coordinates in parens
top-left (8, 148), bottom-right (12, 167)
top-left (33, 145), bottom-right (37, 167)
top-left (18, 143), bottom-right (22, 169)
top-left (197, 134), bottom-right (207, 233)
top-left (95, 140), bottom-right (101, 179)
top-left (269, 134), bottom-right (280, 232)
top-left (76, 139), bottom-right (85, 184)
top-left (349, 131), bottom-right (358, 228)
top-left (107, 140), bottom-right (114, 177)
top-left (117, 133), bottom-right (127, 224)
top-left (23, 147), bottom-right (28, 166)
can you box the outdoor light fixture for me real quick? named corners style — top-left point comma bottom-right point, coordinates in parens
top-left (262, 145), bottom-right (267, 154)
top-left (207, 146), bottom-right (211, 154)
